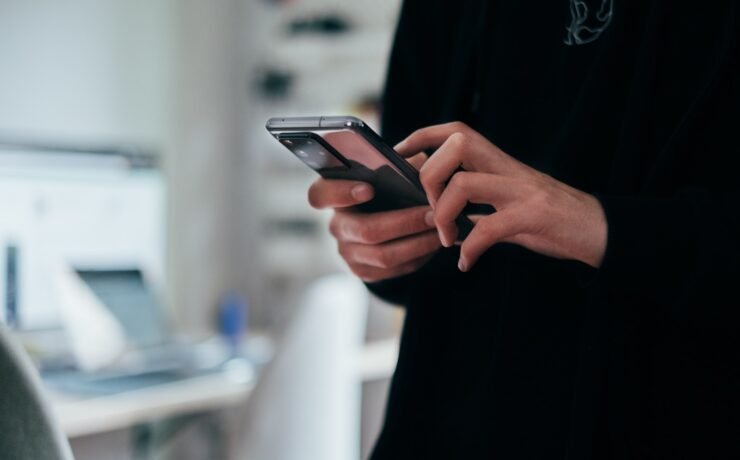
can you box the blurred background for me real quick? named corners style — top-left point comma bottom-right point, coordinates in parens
top-left (0, 0), bottom-right (404, 458)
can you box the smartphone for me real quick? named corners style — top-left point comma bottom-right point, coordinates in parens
top-left (265, 115), bottom-right (478, 239)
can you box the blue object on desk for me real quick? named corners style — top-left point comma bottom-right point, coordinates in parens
top-left (218, 291), bottom-right (248, 357)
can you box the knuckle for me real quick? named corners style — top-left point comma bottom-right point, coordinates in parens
top-left (405, 128), bottom-right (426, 147)
top-left (419, 165), bottom-right (433, 187)
top-left (336, 242), bottom-right (350, 260)
top-left (448, 131), bottom-right (469, 149)
top-left (449, 121), bottom-right (469, 132)
top-left (410, 127), bottom-right (427, 140)
top-left (333, 213), bottom-right (361, 241)
top-left (447, 131), bottom-right (465, 148)
top-left (448, 172), bottom-right (468, 191)
top-left (328, 214), bottom-right (342, 238)
top-left (370, 247), bottom-right (392, 269)
top-left (356, 222), bottom-right (378, 244)
top-left (342, 215), bottom-right (366, 242)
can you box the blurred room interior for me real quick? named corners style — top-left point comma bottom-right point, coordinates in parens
top-left (0, 1), bottom-right (404, 458)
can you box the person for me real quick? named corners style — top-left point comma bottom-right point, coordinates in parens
top-left (308, 1), bottom-right (740, 458)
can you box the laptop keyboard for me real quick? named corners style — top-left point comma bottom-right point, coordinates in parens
top-left (43, 368), bottom-right (210, 396)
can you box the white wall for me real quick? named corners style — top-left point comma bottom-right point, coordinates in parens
top-left (0, 0), bottom-right (174, 145)
top-left (166, 0), bottom-right (255, 334)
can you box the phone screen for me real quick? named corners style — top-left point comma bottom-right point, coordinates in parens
top-left (322, 130), bottom-right (408, 179)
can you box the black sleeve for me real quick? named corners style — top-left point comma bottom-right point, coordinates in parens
top-left (592, 30), bottom-right (740, 328)
top-left (596, 190), bottom-right (739, 325)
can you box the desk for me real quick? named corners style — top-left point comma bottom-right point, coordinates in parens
top-left (48, 372), bottom-right (254, 438)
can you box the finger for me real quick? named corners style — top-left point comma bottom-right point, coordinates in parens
top-left (339, 230), bottom-right (441, 269)
top-left (458, 211), bottom-right (522, 272)
top-left (349, 254), bottom-right (435, 283)
top-left (329, 206), bottom-right (435, 244)
top-left (406, 152), bottom-right (428, 170)
top-left (400, 123), bottom-right (525, 183)
top-left (394, 121), bottom-right (473, 156)
top-left (434, 172), bottom-right (526, 246)
top-left (308, 178), bottom-right (374, 209)
top-left (419, 132), bottom-right (470, 206)
top-left (419, 131), bottom-right (520, 206)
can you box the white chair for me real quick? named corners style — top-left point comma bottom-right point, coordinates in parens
top-left (238, 274), bottom-right (369, 460)
top-left (0, 325), bottom-right (74, 460)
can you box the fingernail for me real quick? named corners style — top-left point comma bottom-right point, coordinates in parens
top-left (458, 258), bottom-right (468, 272)
top-left (424, 210), bottom-right (435, 227)
top-left (351, 184), bottom-right (373, 201)
top-left (394, 140), bottom-right (407, 151)
top-left (438, 229), bottom-right (451, 248)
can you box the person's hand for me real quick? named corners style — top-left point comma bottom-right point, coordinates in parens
top-left (395, 122), bottom-right (607, 272)
top-left (307, 154), bottom-right (442, 282)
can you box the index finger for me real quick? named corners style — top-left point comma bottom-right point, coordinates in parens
top-left (394, 121), bottom-right (473, 157)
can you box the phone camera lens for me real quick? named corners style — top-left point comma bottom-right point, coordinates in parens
top-left (282, 139), bottom-right (293, 146)
top-left (296, 149), bottom-right (308, 157)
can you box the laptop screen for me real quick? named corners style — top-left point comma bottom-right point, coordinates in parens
top-left (75, 269), bottom-right (167, 348)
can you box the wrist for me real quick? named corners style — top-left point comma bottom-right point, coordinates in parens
top-left (579, 193), bottom-right (608, 268)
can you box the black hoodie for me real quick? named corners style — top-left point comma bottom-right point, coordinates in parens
top-left (368, 1), bottom-right (740, 458)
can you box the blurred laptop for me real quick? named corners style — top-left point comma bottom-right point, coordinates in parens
top-left (43, 268), bottom-right (226, 395)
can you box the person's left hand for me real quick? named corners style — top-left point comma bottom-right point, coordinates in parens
top-left (395, 122), bottom-right (608, 272)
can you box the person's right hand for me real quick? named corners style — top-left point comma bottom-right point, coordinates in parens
top-left (307, 154), bottom-right (441, 283)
